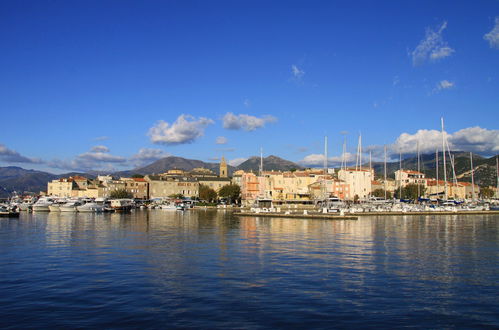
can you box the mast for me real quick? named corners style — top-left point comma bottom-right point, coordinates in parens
top-left (359, 133), bottom-right (362, 171)
top-left (436, 148), bottom-right (439, 199)
top-left (324, 136), bottom-right (328, 199)
top-left (259, 147), bottom-right (263, 176)
top-left (496, 156), bottom-right (499, 198)
top-left (384, 145), bottom-right (387, 200)
top-left (470, 152), bottom-right (475, 201)
top-left (341, 136), bottom-right (347, 171)
top-left (441, 118), bottom-right (448, 200)
top-left (417, 140), bottom-right (420, 199)
top-left (399, 151), bottom-right (403, 199)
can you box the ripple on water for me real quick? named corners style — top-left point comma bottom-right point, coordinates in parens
top-left (0, 211), bottom-right (498, 328)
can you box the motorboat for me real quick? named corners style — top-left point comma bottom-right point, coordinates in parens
top-left (110, 199), bottom-right (133, 212)
top-left (0, 205), bottom-right (20, 217)
top-left (32, 197), bottom-right (55, 212)
top-left (77, 202), bottom-right (105, 213)
top-left (60, 200), bottom-right (83, 212)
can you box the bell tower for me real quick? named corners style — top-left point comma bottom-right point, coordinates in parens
top-left (220, 156), bottom-right (228, 177)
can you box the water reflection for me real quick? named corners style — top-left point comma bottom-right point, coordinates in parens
top-left (0, 210), bottom-right (498, 328)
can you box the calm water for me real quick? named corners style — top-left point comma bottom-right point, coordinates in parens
top-left (0, 210), bottom-right (498, 328)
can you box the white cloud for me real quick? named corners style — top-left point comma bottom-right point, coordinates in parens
top-left (148, 114), bottom-right (214, 145)
top-left (216, 136), bottom-right (228, 144)
top-left (0, 144), bottom-right (42, 164)
top-left (229, 157), bottom-right (248, 166)
top-left (222, 112), bottom-right (277, 131)
top-left (91, 145), bottom-right (110, 153)
top-left (243, 99), bottom-right (251, 108)
top-left (484, 17), bottom-right (499, 49)
top-left (130, 148), bottom-right (171, 167)
top-left (299, 152), bottom-right (356, 167)
top-left (93, 136), bottom-right (110, 141)
top-left (412, 21), bottom-right (454, 66)
top-left (433, 80), bottom-right (455, 93)
top-left (389, 127), bottom-right (499, 155)
top-left (48, 146), bottom-right (126, 172)
top-left (291, 65), bottom-right (305, 80)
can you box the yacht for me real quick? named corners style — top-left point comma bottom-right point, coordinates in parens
top-left (32, 197), bottom-right (55, 212)
top-left (77, 202), bottom-right (104, 213)
top-left (60, 200), bottom-right (83, 212)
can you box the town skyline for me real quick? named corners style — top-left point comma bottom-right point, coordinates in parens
top-left (1, 1), bottom-right (498, 173)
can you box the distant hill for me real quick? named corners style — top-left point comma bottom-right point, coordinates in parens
top-left (118, 156), bottom-right (236, 176)
top-left (0, 167), bottom-right (90, 198)
top-left (236, 155), bottom-right (304, 172)
top-left (370, 152), bottom-right (498, 187)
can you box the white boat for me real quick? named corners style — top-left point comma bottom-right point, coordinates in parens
top-left (77, 202), bottom-right (104, 213)
top-left (160, 203), bottom-right (177, 211)
top-left (60, 200), bottom-right (82, 212)
top-left (48, 198), bottom-right (68, 212)
top-left (32, 197), bottom-right (55, 212)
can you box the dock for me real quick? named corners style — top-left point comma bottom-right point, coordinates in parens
top-left (233, 212), bottom-right (357, 220)
top-left (233, 210), bottom-right (499, 219)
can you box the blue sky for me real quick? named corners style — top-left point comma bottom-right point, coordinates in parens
top-left (1, 0), bottom-right (498, 173)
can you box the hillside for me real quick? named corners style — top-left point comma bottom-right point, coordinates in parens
top-left (236, 155), bottom-right (304, 172)
top-left (120, 156), bottom-right (236, 176)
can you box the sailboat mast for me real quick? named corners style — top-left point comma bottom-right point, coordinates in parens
top-left (359, 133), bottom-right (362, 172)
top-left (436, 148), bottom-right (439, 199)
top-left (399, 150), bottom-right (402, 199)
top-left (470, 152), bottom-right (475, 201)
top-left (441, 118), bottom-right (448, 200)
top-left (384, 145), bottom-right (387, 200)
top-left (496, 156), bottom-right (499, 198)
top-left (417, 140), bottom-right (420, 199)
top-left (259, 147), bottom-right (263, 176)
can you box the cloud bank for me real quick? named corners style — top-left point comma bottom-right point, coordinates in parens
top-left (0, 144), bottom-right (42, 164)
top-left (223, 112), bottom-right (277, 131)
top-left (149, 115), bottom-right (214, 145)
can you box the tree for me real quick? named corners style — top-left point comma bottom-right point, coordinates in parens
top-left (199, 184), bottom-right (217, 202)
top-left (372, 189), bottom-right (392, 199)
top-left (169, 193), bottom-right (184, 199)
top-left (131, 174), bottom-right (144, 178)
top-left (218, 184), bottom-right (241, 204)
top-left (394, 184), bottom-right (425, 200)
top-left (110, 189), bottom-right (132, 199)
top-left (479, 186), bottom-right (494, 199)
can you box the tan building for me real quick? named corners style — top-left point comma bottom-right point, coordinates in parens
top-left (394, 170), bottom-right (426, 188)
top-left (197, 177), bottom-right (231, 193)
top-left (146, 175), bottom-right (199, 199)
top-left (219, 156), bottom-right (228, 178)
top-left (337, 168), bottom-right (373, 200)
top-left (47, 178), bottom-right (77, 197)
top-left (121, 177), bottom-right (149, 199)
top-left (308, 177), bottom-right (351, 200)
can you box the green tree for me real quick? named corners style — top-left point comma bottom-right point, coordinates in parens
top-left (199, 184), bottom-right (218, 202)
top-left (131, 174), bottom-right (144, 178)
top-left (372, 189), bottom-right (392, 199)
top-left (394, 184), bottom-right (425, 200)
top-left (218, 184), bottom-right (241, 204)
top-left (479, 186), bottom-right (494, 198)
top-left (110, 188), bottom-right (133, 199)
top-left (169, 193), bottom-right (184, 199)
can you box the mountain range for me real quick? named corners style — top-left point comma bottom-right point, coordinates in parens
top-left (0, 153), bottom-right (497, 198)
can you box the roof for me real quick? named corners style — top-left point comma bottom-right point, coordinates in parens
top-left (133, 178), bottom-right (146, 182)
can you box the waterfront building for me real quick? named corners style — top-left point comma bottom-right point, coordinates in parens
top-left (120, 177), bottom-right (149, 199)
top-left (47, 178), bottom-right (77, 197)
top-left (394, 170), bottom-right (426, 188)
top-left (337, 168), bottom-right (373, 200)
top-left (197, 177), bottom-right (232, 193)
top-left (146, 175), bottom-right (199, 199)
top-left (308, 177), bottom-right (351, 200)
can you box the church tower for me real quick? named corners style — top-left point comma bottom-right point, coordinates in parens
top-left (220, 156), bottom-right (228, 177)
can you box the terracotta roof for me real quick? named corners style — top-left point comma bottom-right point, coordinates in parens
top-left (133, 178), bottom-right (146, 182)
